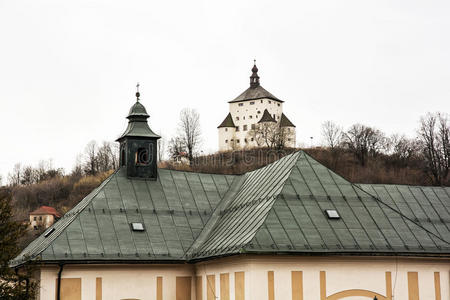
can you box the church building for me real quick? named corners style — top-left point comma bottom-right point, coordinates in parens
top-left (12, 90), bottom-right (450, 300)
top-left (218, 63), bottom-right (296, 151)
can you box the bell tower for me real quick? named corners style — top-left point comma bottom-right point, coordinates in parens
top-left (116, 85), bottom-right (160, 179)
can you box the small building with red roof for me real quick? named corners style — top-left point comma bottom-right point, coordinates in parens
top-left (29, 206), bottom-right (61, 229)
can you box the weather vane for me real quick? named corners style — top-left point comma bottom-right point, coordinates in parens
top-left (136, 82), bottom-right (140, 101)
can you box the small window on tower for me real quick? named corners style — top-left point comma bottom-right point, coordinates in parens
top-left (225, 140), bottom-right (228, 143)
top-left (238, 103), bottom-right (244, 107)
top-left (260, 100), bottom-right (263, 103)
top-left (225, 128), bottom-right (228, 132)
top-left (236, 126), bottom-right (240, 132)
top-left (250, 101), bottom-right (255, 105)
top-left (251, 124), bottom-right (256, 130)
top-left (278, 103), bottom-right (280, 107)
top-left (236, 139), bottom-right (240, 143)
top-left (136, 147), bottom-right (150, 165)
top-left (236, 117), bottom-right (240, 121)
top-left (249, 115), bottom-right (253, 119)
top-left (243, 125), bottom-right (248, 131)
top-left (243, 116), bottom-right (245, 120)
top-left (257, 111), bottom-right (261, 114)
top-left (269, 101), bottom-right (272, 104)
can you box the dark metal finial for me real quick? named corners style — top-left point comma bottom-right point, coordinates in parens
top-left (136, 82), bottom-right (140, 101)
top-left (250, 60), bottom-right (260, 88)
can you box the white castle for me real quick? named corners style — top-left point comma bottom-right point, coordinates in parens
top-left (218, 62), bottom-right (296, 151)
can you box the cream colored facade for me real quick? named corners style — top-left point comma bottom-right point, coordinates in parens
top-left (219, 99), bottom-right (296, 151)
top-left (37, 255), bottom-right (449, 300)
top-left (30, 214), bottom-right (55, 229)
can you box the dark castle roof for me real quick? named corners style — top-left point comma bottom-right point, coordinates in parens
top-left (229, 63), bottom-right (283, 103)
top-left (280, 113), bottom-right (295, 127)
top-left (229, 85), bottom-right (283, 103)
top-left (258, 109), bottom-right (277, 123)
top-left (217, 113), bottom-right (236, 128)
top-left (12, 151), bottom-right (450, 267)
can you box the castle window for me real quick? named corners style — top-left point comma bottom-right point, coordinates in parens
top-left (278, 103), bottom-right (280, 107)
top-left (243, 116), bottom-right (245, 120)
top-left (231, 139), bottom-right (234, 142)
top-left (251, 138), bottom-right (254, 141)
top-left (238, 103), bottom-right (244, 107)
top-left (236, 126), bottom-right (240, 131)
top-left (237, 139), bottom-right (240, 143)
top-left (251, 124), bottom-right (255, 130)
top-left (243, 125), bottom-right (248, 131)
top-left (249, 115), bottom-right (252, 119)
top-left (250, 101), bottom-right (255, 105)
top-left (257, 111), bottom-right (261, 114)
top-left (245, 138), bottom-right (248, 143)
top-left (225, 128), bottom-right (228, 132)
top-left (269, 101), bottom-right (272, 104)
top-left (136, 147), bottom-right (150, 165)
top-left (225, 140), bottom-right (228, 143)
top-left (236, 116), bottom-right (239, 121)
top-left (273, 114), bottom-right (276, 119)
top-left (33, 216), bottom-right (37, 221)
top-left (288, 138), bottom-right (291, 141)
top-left (260, 100), bottom-right (263, 103)
top-left (39, 216), bottom-right (42, 221)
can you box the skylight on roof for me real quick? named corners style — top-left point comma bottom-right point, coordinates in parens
top-left (325, 209), bottom-right (340, 219)
top-left (131, 222), bottom-right (145, 231)
top-left (44, 228), bottom-right (55, 238)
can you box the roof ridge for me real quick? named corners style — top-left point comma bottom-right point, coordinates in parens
top-left (189, 151), bottom-right (301, 259)
top-left (11, 170), bottom-right (118, 267)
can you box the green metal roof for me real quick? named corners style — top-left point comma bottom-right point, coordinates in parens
top-left (117, 100), bottom-right (161, 141)
top-left (12, 151), bottom-right (450, 267)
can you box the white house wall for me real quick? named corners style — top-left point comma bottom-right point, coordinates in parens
top-left (38, 255), bottom-right (449, 300)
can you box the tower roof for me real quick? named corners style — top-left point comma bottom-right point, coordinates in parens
top-left (229, 62), bottom-right (283, 103)
top-left (116, 91), bottom-right (160, 141)
top-left (258, 109), bottom-right (277, 123)
top-left (280, 113), bottom-right (295, 127)
top-left (217, 113), bottom-right (236, 128)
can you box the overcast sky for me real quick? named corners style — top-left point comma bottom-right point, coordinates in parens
top-left (0, 0), bottom-right (449, 182)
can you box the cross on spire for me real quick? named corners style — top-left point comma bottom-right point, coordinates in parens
top-left (136, 82), bottom-right (140, 101)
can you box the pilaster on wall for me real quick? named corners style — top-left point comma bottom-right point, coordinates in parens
top-left (320, 271), bottom-right (392, 300)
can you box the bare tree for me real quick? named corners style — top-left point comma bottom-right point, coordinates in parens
top-left (177, 108), bottom-right (201, 164)
top-left (248, 123), bottom-right (294, 149)
top-left (157, 135), bottom-right (166, 162)
top-left (418, 112), bottom-right (450, 185)
top-left (342, 124), bottom-right (385, 166)
top-left (7, 163), bottom-right (22, 186)
top-left (168, 137), bottom-right (186, 162)
top-left (321, 121), bottom-right (342, 149)
top-left (83, 141), bottom-right (98, 175)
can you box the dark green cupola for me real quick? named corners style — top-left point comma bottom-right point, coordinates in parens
top-left (117, 87), bottom-right (160, 180)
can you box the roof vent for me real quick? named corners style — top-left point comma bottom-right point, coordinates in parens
top-left (131, 222), bottom-right (145, 231)
top-left (325, 209), bottom-right (340, 219)
top-left (44, 228), bottom-right (55, 238)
